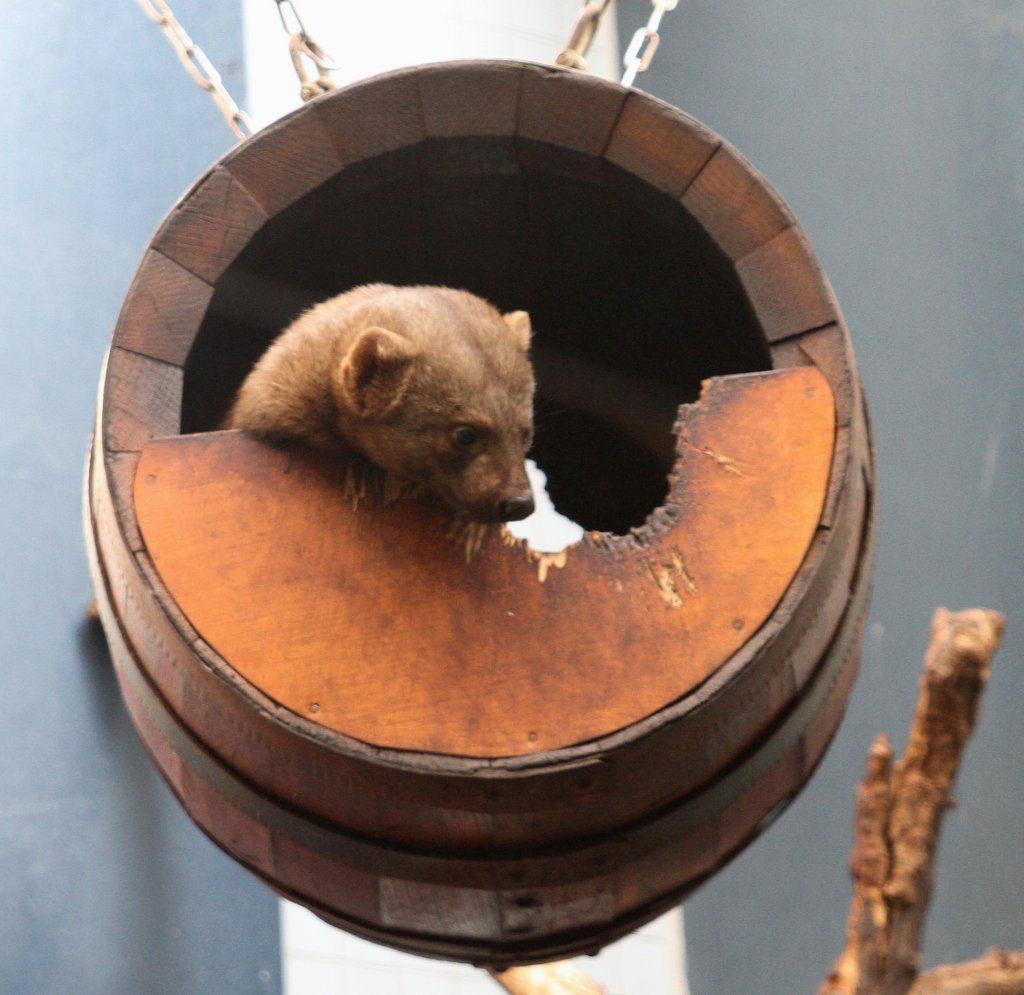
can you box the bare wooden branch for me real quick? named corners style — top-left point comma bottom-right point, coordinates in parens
top-left (489, 961), bottom-right (608, 995)
top-left (820, 608), bottom-right (1006, 995)
top-left (909, 948), bottom-right (1024, 995)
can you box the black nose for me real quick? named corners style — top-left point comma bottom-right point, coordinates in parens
top-left (498, 494), bottom-right (535, 522)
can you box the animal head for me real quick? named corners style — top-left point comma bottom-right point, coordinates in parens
top-left (334, 295), bottom-right (536, 523)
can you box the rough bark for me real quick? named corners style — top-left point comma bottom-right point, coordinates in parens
top-left (820, 608), bottom-right (1006, 995)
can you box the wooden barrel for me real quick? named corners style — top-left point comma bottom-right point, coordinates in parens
top-left (85, 61), bottom-right (875, 966)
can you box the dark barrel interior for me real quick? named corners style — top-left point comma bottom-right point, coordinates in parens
top-left (182, 137), bottom-right (770, 535)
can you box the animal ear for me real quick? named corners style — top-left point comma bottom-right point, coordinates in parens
top-left (338, 327), bottom-right (418, 416)
top-left (503, 310), bottom-right (532, 352)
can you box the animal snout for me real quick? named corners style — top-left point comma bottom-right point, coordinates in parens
top-left (497, 493), bottom-right (535, 522)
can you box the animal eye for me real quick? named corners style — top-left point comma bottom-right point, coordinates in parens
top-left (521, 427), bottom-right (534, 448)
top-left (453, 426), bottom-right (478, 448)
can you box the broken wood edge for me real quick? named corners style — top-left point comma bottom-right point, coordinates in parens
top-left (820, 607), bottom-right (1007, 995)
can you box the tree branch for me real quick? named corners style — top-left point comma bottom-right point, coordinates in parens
top-left (909, 948), bottom-right (1024, 995)
top-left (489, 961), bottom-right (608, 995)
top-left (820, 608), bottom-right (1005, 995)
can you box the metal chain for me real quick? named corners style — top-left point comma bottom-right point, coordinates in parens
top-left (555, 1), bottom-right (678, 88)
top-left (136, 0), bottom-right (253, 140)
top-left (273, 0), bottom-right (338, 101)
top-left (621, 0), bottom-right (678, 88)
top-left (555, 0), bottom-right (614, 72)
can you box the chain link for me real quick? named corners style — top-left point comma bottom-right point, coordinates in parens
top-left (273, 0), bottom-right (337, 101)
top-left (621, 0), bottom-right (678, 88)
top-left (136, 0), bottom-right (253, 140)
top-left (555, 0), bottom-right (613, 72)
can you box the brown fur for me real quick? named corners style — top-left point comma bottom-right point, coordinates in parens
top-left (225, 284), bottom-right (536, 523)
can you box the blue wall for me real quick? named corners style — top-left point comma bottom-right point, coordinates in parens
top-left (0, 4), bottom-right (281, 992)
top-left (614, 1), bottom-right (1024, 992)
